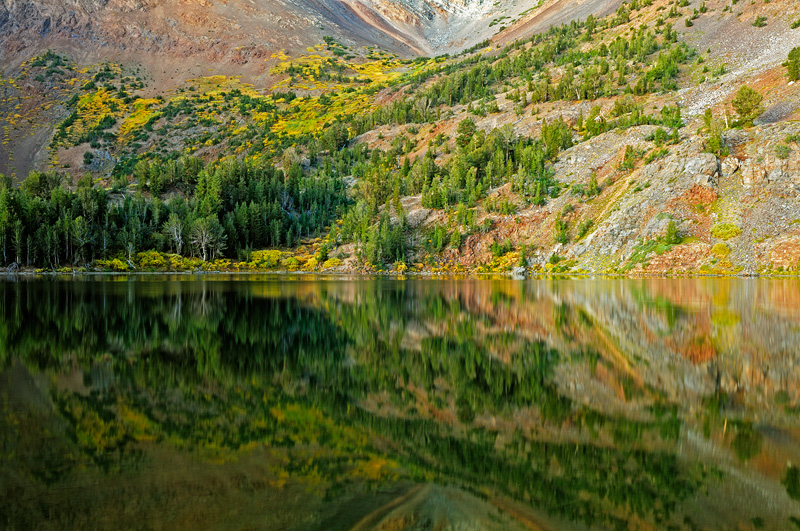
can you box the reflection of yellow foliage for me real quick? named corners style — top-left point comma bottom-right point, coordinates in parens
top-left (354, 457), bottom-right (399, 481)
top-left (712, 310), bottom-right (740, 328)
top-left (119, 403), bottom-right (158, 442)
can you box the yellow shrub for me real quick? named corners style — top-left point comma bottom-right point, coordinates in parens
top-left (250, 250), bottom-right (283, 269)
top-left (136, 250), bottom-right (166, 269)
top-left (322, 257), bottom-right (342, 269)
top-left (712, 243), bottom-right (731, 257)
top-left (281, 257), bottom-right (301, 269)
top-left (711, 223), bottom-right (742, 240)
top-left (109, 259), bottom-right (129, 272)
top-left (203, 259), bottom-right (231, 271)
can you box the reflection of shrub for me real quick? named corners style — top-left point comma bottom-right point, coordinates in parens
top-left (711, 223), bottom-right (742, 240)
top-left (456, 396), bottom-right (475, 423)
top-left (731, 422), bottom-right (762, 462)
top-left (784, 464), bottom-right (800, 500)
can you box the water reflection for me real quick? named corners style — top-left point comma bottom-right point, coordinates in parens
top-left (1, 276), bottom-right (799, 530)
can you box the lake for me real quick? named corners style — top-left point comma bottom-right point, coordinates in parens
top-left (1, 275), bottom-right (799, 530)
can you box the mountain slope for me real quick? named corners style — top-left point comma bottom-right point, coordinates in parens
top-left (0, 0), bottom-right (799, 275)
top-left (0, 0), bottom-right (542, 64)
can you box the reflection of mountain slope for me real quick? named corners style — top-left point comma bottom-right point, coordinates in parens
top-left (418, 279), bottom-right (800, 420)
top-left (2, 277), bottom-right (800, 530)
top-left (346, 484), bottom-right (538, 531)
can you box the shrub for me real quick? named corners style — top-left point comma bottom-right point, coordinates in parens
top-left (731, 86), bottom-right (763, 126)
top-left (712, 243), bottom-right (731, 256)
top-left (554, 218), bottom-right (570, 244)
top-left (322, 257), bottom-right (342, 269)
top-left (490, 239), bottom-right (514, 257)
top-left (577, 219), bottom-right (594, 239)
top-left (450, 230), bottom-right (463, 249)
top-left (136, 250), bottom-right (167, 269)
top-left (752, 15), bottom-right (767, 28)
top-left (711, 222), bottom-right (742, 240)
top-left (302, 257), bottom-right (319, 271)
top-left (776, 144), bottom-right (792, 160)
top-left (282, 257), bottom-right (301, 269)
top-left (665, 220), bottom-right (681, 244)
top-left (250, 250), bottom-right (283, 269)
top-left (109, 258), bottom-right (129, 272)
top-left (428, 225), bottom-right (449, 252)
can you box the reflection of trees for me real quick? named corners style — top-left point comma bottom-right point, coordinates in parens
top-left (0, 280), bottom-right (348, 380)
top-left (0, 278), bottom-right (714, 529)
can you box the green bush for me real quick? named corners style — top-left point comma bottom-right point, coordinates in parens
top-left (665, 220), bottom-right (681, 245)
top-left (554, 218), bottom-right (570, 244)
top-left (577, 219), bottom-right (594, 239)
top-left (490, 239), bottom-right (514, 257)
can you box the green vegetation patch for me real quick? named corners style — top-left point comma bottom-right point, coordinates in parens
top-left (711, 223), bottom-right (742, 240)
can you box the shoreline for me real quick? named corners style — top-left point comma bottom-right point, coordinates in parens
top-left (0, 268), bottom-right (796, 279)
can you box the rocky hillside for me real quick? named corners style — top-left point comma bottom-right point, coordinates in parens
top-left (0, 0), bottom-right (798, 275)
top-left (384, 121), bottom-right (800, 276)
top-left (0, 0), bottom-right (543, 64)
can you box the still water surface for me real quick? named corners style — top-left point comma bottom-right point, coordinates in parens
top-left (1, 275), bottom-right (800, 530)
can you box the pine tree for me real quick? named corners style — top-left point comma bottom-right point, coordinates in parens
top-left (731, 86), bottom-right (764, 127)
top-left (787, 47), bottom-right (800, 81)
